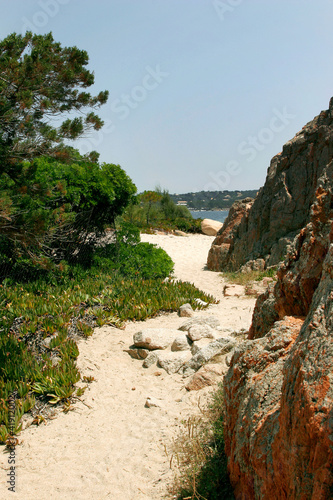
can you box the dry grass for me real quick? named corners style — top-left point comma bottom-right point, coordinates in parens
top-left (221, 267), bottom-right (277, 287)
top-left (167, 385), bottom-right (234, 500)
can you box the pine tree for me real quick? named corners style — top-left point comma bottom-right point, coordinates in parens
top-left (0, 31), bottom-right (108, 178)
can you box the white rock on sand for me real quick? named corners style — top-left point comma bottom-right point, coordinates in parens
top-left (0, 233), bottom-right (257, 500)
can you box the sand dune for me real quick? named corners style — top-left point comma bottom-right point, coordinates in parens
top-left (0, 233), bottom-right (256, 500)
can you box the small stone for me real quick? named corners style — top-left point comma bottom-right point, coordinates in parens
top-left (157, 351), bottom-right (191, 374)
top-left (51, 356), bottom-right (61, 367)
top-left (187, 324), bottom-right (216, 342)
top-left (191, 338), bottom-right (214, 355)
top-left (133, 328), bottom-right (180, 350)
top-left (223, 284), bottom-right (244, 297)
top-left (145, 396), bottom-right (163, 408)
top-left (178, 303), bottom-right (194, 317)
top-left (179, 316), bottom-right (220, 332)
top-left (185, 364), bottom-right (226, 391)
top-left (42, 334), bottom-right (58, 349)
top-left (125, 347), bottom-right (143, 360)
top-left (171, 334), bottom-right (192, 351)
top-left (137, 348), bottom-right (150, 359)
top-left (142, 352), bottom-right (158, 368)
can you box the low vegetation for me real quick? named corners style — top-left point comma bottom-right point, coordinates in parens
top-left (169, 383), bottom-right (234, 500)
top-left (221, 267), bottom-right (277, 286)
top-left (120, 189), bottom-right (203, 233)
top-left (0, 224), bottom-right (217, 444)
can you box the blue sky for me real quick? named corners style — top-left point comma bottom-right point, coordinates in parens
top-left (1, 0), bottom-right (333, 193)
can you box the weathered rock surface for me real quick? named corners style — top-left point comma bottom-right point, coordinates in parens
top-left (178, 316), bottom-right (220, 332)
top-left (201, 218), bottom-right (223, 236)
top-left (190, 337), bottom-right (215, 355)
top-left (182, 338), bottom-right (236, 377)
top-left (187, 323), bottom-right (216, 341)
top-left (178, 303), bottom-right (194, 317)
top-left (133, 328), bottom-right (180, 350)
top-left (208, 98), bottom-right (333, 271)
top-left (171, 334), bottom-right (192, 352)
top-left (207, 198), bottom-right (254, 270)
top-left (142, 352), bottom-right (158, 368)
top-left (250, 158), bottom-right (333, 339)
top-left (185, 363), bottom-right (227, 391)
top-left (157, 351), bottom-right (191, 374)
top-left (224, 317), bottom-right (305, 498)
top-left (223, 101), bottom-right (333, 499)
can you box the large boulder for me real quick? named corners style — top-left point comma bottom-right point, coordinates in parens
top-left (207, 98), bottom-right (333, 271)
top-left (250, 159), bottom-right (333, 339)
top-left (201, 218), bottom-right (223, 236)
top-left (223, 141), bottom-right (333, 498)
top-left (224, 255), bottom-right (333, 498)
top-left (207, 198), bottom-right (254, 270)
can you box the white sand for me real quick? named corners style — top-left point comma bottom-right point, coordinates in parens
top-left (0, 234), bottom-right (256, 500)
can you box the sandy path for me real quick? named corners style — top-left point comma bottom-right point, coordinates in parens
top-left (0, 234), bottom-right (256, 500)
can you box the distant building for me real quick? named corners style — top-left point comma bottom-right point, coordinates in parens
top-left (177, 201), bottom-right (188, 206)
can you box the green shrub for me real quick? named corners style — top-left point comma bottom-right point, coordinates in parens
top-left (118, 242), bottom-right (174, 279)
top-left (93, 222), bottom-right (174, 279)
top-left (120, 189), bottom-right (202, 233)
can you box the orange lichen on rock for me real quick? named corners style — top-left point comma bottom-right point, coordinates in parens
top-left (223, 98), bottom-right (333, 499)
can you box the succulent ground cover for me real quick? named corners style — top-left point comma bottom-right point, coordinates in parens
top-left (0, 262), bottom-right (216, 444)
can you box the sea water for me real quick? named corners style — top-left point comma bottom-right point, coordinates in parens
top-left (189, 210), bottom-right (229, 224)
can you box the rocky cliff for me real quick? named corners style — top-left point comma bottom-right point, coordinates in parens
top-left (208, 98), bottom-right (333, 271)
top-left (223, 104), bottom-right (333, 498)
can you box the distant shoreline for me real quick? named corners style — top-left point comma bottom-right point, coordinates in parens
top-left (187, 208), bottom-right (231, 211)
top-left (189, 209), bottom-right (229, 223)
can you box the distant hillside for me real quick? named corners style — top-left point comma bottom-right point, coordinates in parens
top-left (170, 190), bottom-right (258, 210)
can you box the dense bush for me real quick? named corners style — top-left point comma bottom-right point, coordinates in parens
top-left (117, 242), bottom-right (174, 279)
top-left (0, 155), bottom-right (137, 279)
top-left (92, 222), bottom-right (173, 279)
